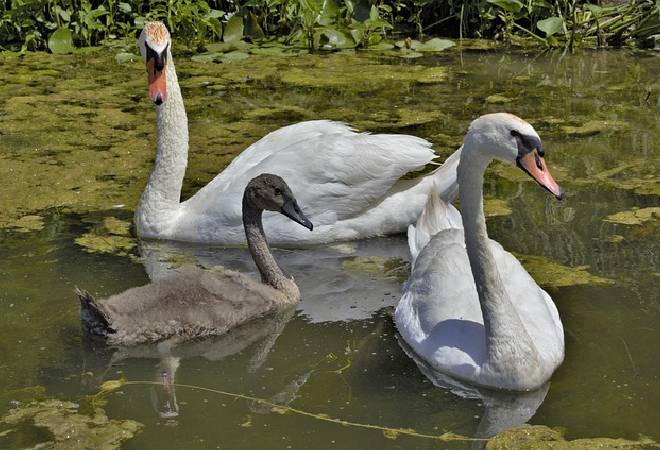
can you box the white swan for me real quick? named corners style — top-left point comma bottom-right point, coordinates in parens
top-left (134, 21), bottom-right (461, 244)
top-left (395, 113), bottom-right (565, 392)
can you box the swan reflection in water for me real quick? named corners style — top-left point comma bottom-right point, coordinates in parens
top-left (398, 334), bottom-right (550, 442)
top-left (81, 237), bottom-right (549, 436)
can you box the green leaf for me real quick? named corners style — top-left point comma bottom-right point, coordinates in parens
top-left (118, 2), bottom-right (131, 14)
top-left (48, 27), bottom-right (75, 54)
top-left (487, 0), bottom-right (523, 13)
top-left (316, 28), bottom-right (355, 49)
top-left (584, 4), bottom-right (603, 16)
top-left (416, 37), bottom-right (455, 52)
top-left (245, 13), bottom-right (264, 40)
top-left (318, 0), bottom-right (338, 25)
top-left (537, 16), bottom-right (565, 37)
top-left (224, 15), bottom-right (244, 43)
top-left (350, 28), bottom-right (364, 44)
top-left (369, 4), bottom-right (379, 21)
top-left (54, 5), bottom-right (71, 22)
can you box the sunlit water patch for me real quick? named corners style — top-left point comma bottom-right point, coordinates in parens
top-left (0, 47), bottom-right (658, 449)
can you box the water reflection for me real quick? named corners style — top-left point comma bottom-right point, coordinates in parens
top-left (398, 336), bottom-right (550, 442)
top-left (81, 304), bottom-right (297, 419)
top-left (139, 236), bottom-right (410, 323)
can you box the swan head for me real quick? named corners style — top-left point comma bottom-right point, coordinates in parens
top-left (138, 21), bottom-right (171, 105)
top-left (465, 113), bottom-right (563, 200)
top-left (245, 174), bottom-right (314, 231)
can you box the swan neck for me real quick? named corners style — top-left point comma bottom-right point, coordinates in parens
top-left (136, 48), bottom-right (189, 230)
top-left (458, 148), bottom-right (534, 364)
top-left (242, 197), bottom-right (290, 292)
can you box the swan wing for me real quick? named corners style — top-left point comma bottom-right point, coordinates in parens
top-left (488, 242), bottom-right (565, 367)
top-left (408, 190), bottom-right (463, 265)
top-left (184, 120), bottom-right (436, 227)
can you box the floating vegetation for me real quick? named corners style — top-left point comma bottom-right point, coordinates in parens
top-left (486, 424), bottom-right (656, 449)
top-left (560, 119), bottom-right (629, 138)
top-left (97, 378), bottom-right (481, 443)
top-left (342, 256), bottom-right (409, 282)
top-left (604, 207), bottom-right (660, 226)
top-left (75, 217), bottom-right (136, 257)
top-left (484, 198), bottom-right (513, 217)
top-left (5, 214), bottom-right (45, 233)
top-left (485, 94), bottom-right (513, 104)
top-left (514, 253), bottom-right (613, 288)
top-left (0, 397), bottom-right (142, 449)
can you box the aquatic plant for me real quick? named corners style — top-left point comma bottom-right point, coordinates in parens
top-left (0, 0), bottom-right (657, 52)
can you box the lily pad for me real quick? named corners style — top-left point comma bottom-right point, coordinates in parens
top-left (48, 27), bottom-right (75, 55)
top-left (1, 398), bottom-right (142, 449)
top-left (604, 207), bottom-right (660, 225)
top-left (416, 38), bottom-right (456, 52)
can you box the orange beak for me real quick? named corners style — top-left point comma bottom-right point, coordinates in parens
top-left (147, 58), bottom-right (166, 105)
top-left (516, 149), bottom-right (564, 200)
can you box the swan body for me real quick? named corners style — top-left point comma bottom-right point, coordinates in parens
top-left (79, 174), bottom-right (313, 346)
top-left (395, 113), bottom-right (565, 391)
top-left (135, 22), bottom-right (460, 245)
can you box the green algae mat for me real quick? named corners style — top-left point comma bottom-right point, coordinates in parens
top-left (0, 47), bottom-right (658, 449)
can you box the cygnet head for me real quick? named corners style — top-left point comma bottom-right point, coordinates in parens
top-left (245, 174), bottom-right (314, 230)
top-left (464, 113), bottom-right (563, 200)
top-left (137, 21), bottom-right (171, 105)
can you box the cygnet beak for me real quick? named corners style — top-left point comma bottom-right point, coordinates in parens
top-left (281, 199), bottom-right (313, 231)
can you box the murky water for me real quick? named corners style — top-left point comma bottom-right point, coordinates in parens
top-left (0, 45), bottom-right (658, 449)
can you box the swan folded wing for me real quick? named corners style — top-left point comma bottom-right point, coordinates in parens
top-left (408, 191), bottom-right (463, 264)
top-left (184, 120), bottom-right (435, 226)
top-left (487, 242), bottom-right (565, 366)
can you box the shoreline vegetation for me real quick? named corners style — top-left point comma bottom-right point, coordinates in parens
top-left (0, 0), bottom-right (658, 55)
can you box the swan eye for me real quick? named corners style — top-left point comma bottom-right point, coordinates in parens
top-left (274, 187), bottom-right (282, 196)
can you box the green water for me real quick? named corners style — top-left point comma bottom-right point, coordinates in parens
top-left (0, 46), bottom-right (658, 449)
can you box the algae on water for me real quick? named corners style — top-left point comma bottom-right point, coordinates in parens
top-left (75, 216), bottom-right (136, 257)
top-left (487, 424), bottom-right (656, 449)
top-left (604, 207), bottom-right (660, 226)
top-left (0, 398), bottom-right (142, 450)
top-left (514, 253), bottom-right (613, 288)
top-left (342, 256), bottom-right (409, 281)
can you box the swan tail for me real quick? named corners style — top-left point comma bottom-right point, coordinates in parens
top-left (76, 288), bottom-right (115, 337)
top-left (429, 146), bottom-right (462, 202)
top-left (408, 188), bottom-right (462, 265)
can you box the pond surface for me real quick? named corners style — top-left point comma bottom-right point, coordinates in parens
top-left (0, 45), bottom-right (658, 449)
